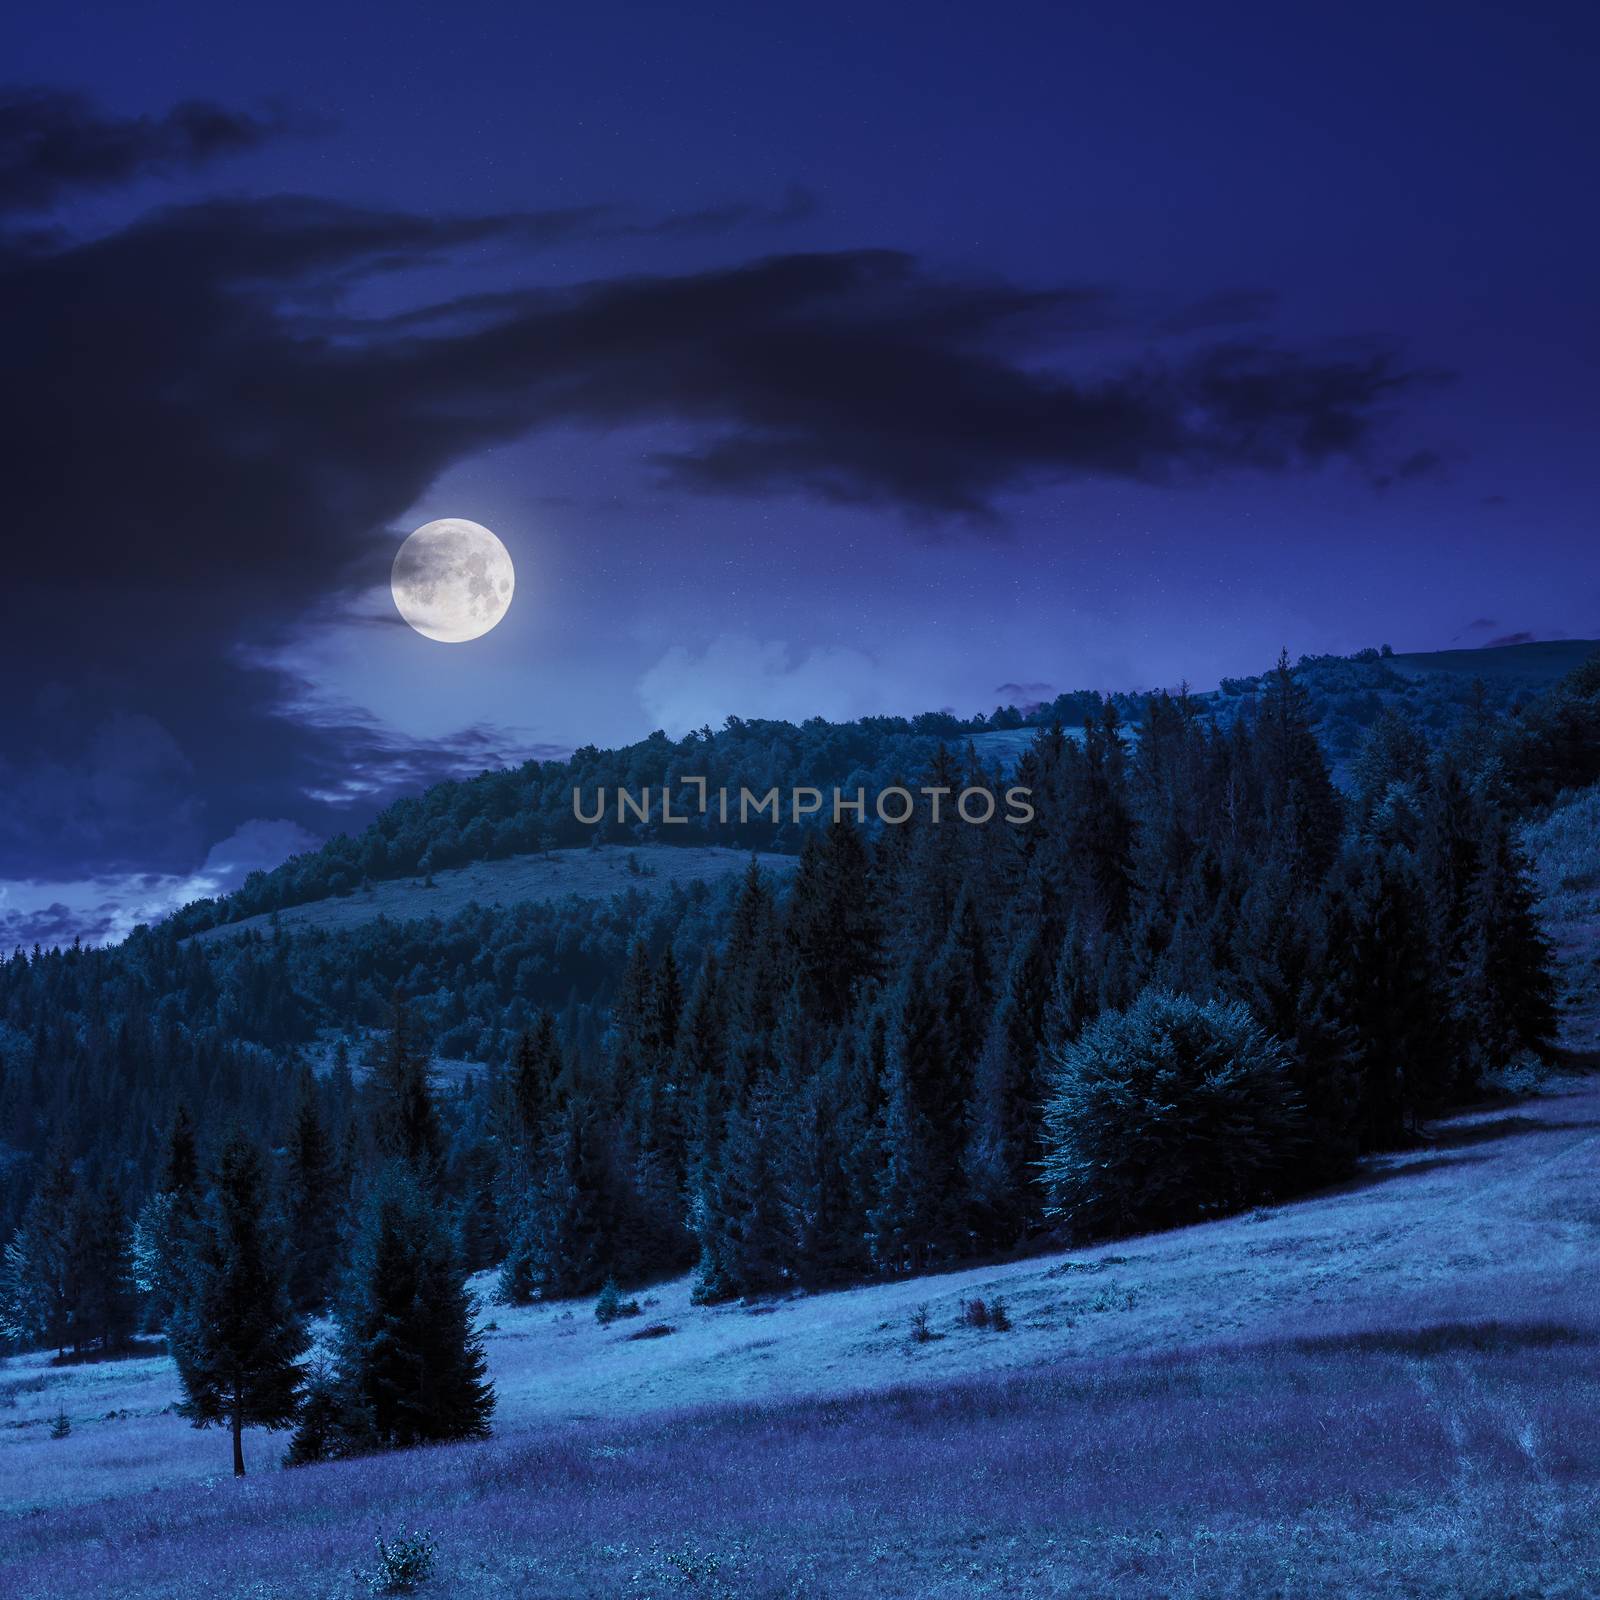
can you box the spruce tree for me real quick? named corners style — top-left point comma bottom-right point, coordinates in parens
top-left (786, 820), bottom-right (881, 1027)
top-left (1457, 811), bottom-right (1556, 1076)
top-left (170, 1132), bottom-right (306, 1476)
top-left (2, 1145), bottom-right (75, 1354)
top-left (284, 1074), bottom-right (340, 1310)
top-left (369, 996), bottom-right (442, 1183)
top-left (330, 1164), bottom-right (494, 1450)
top-left (68, 1177), bottom-right (135, 1352)
top-left (868, 968), bottom-right (968, 1271)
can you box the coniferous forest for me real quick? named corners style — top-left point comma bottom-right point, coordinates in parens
top-left (1, 649), bottom-right (1592, 1473)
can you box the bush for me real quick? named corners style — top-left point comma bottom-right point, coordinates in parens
top-left (363, 1529), bottom-right (436, 1594)
top-left (594, 1277), bottom-right (640, 1326)
top-left (1040, 988), bottom-right (1303, 1238)
top-left (908, 1304), bottom-right (937, 1343)
top-left (959, 1296), bottom-right (1012, 1332)
top-left (49, 1407), bottom-right (70, 1440)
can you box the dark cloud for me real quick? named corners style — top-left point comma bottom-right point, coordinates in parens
top-left (0, 87), bottom-right (296, 213)
top-left (1373, 446), bottom-right (1445, 491)
top-left (1484, 630), bottom-right (1537, 648)
top-left (621, 183), bottom-right (820, 238)
top-left (1158, 288), bottom-right (1277, 335)
top-left (2, 99), bottom-right (1431, 884)
top-left (995, 681), bottom-right (1055, 702)
top-left (1465, 618), bottom-right (1498, 632)
top-left (0, 901), bottom-right (112, 950)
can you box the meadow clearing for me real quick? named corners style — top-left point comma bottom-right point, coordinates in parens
top-left (3, 1074), bottom-right (1596, 1598)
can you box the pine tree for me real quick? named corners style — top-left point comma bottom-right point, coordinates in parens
top-left (284, 1074), bottom-right (340, 1310)
top-left (1456, 810), bottom-right (1556, 1077)
top-left (525, 1089), bottom-right (618, 1297)
top-left (786, 820), bottom-right (881, 1027)
top-left (163, 1104), bottom-right (200, 1202)
top-left (1255, 650), bottom-right (1343, 884)
top-left (868, 968), bottom-right (968, 1271)
top-left (1, 1144), bottom-right (75, 1354)
top-left (692, 1083), bottom-right (788, 1301)
top-left (369, 996), bottom-right (442, 1183)
top-left (68, 1176), bottom-right (135, 1352)
top-left (494, 1017), bottom-right (561, 1303)
top-left (170, 1132), bottom-right (307, 1476)
top-left (329, 1164), bottom-right (494, 1451)
top-left (966, 920), bottom-right (1054, 1247)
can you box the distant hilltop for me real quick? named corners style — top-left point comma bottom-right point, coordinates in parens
top-left (165, 639), bottom-right (1598, 943)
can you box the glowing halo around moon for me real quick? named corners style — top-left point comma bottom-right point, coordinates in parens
top-left (390, 518), bottom-right (515, 643)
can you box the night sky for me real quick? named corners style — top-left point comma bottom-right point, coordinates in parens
top-left (3, 0), bottom-right (1597, 945)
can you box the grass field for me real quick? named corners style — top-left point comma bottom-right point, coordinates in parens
top-left (191, 845), bottom-right (799, 947)
top-left (3, 1074), bottom-right (1597, 1597)
top-left (1386, 638), bottom-right (1598, 683)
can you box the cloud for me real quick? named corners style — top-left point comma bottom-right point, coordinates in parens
top-left (621, 183), bottom-right (820, 238)
top-left (1484, 630), bottom-right (1537, 648)
top-left (0, 87), bottom-right (296, 213)
top-left (1159, 288), bottom-right (1277, 335)
top-left (638, 638), bottom-right (911, 734)
top-left (994, 680), bottom-right (1056, 705)
top-left (0, 818), bottom-right (334, 950)
top-left (1373, 446), bottom-right (1445, 491)
top-left (1, 90), bottom-right (1435, 889)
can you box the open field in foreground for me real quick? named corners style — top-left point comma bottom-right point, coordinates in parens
top-left (3, 1078), bottom-right (1597, 1597)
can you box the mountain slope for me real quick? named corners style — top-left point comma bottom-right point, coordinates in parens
top-left (190, 844), bottom-right (798, 946)
top-left (3, 1076), bottom-right (1597, 1596)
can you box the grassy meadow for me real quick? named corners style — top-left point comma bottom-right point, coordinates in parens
top-left (4, 1075), bottom-right (1598, 1598)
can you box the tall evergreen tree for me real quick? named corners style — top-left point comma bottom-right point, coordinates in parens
top-left (323, 1164), bottom-right (494, 1452)
top-left (369, 995), bottom-right (442, 1183)
top-left (68, 1176), bottom-right (135, 1352)
top-left (170, 1132), bottom-right (306, 1476)
top-left (284, 1074), bottom-right (340, 1310)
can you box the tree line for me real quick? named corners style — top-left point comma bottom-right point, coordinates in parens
top-left (0, 649), bottom-right (1588, 1474)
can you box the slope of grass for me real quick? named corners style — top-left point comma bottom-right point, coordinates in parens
top-left (1387, 638), bottom-right (1598, 683)
top-left (2, 1078), bottom-right (1597, 1596)
top-left (189, 845), bottom-right (798, 946)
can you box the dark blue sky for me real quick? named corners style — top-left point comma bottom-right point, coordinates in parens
top-left (3, 0), bottom-right (1597, 943)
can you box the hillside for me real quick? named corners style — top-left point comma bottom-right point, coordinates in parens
top-left (190, 845), bottom-right (798, 947)
top-left (2, 1074), bottom-right (1597, 1595)
top-left (165, 639), bottom-right (1598, 940)
top-left (1387, 638), bottom-right (1600, 683)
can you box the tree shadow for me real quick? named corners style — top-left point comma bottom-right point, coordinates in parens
top-left (1318, 1151), bottom-right (1494, 1199)
top-left (48, 1336), bottom-right (166, 1368)
top-left (1427, 1114), bottom-right (1600, 1149)
top-left (1284, 1319), bottom-right (1600, 1358)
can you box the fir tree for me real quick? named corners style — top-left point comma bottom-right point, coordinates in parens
top-left (328, 1164), bottom-right (494, 1451)
top-left (170, 1132), bottom-right (306, 1477)
top-left (284, 1073), bottom-right (340, 1310)
top-left (786, 820), bottom-right (881, 1027)
top-left (369, 996), bottom-right (443, 1183)
top-left (1456, 810), bottom-right (1557, 1075)
top-left (68, 1176), bottom-right (135, 1352)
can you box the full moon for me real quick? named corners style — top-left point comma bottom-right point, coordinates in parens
top-left (390, 518), bottom-right (515, 643)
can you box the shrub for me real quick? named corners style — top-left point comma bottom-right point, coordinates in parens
top-left (1040, 988), bottom-right (1303, 1238)
top-left (49, 1407), bottom-right (70, 1440)
top-left (908, 1304), bottom-right (937, 1343)
top-left (363, 1529), bottom-right (436, 1594)
top-left (594, 1277), bottom-right (640, 1326)
top-left (959, 1296), bottom-right (1014, 1332)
